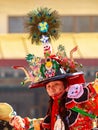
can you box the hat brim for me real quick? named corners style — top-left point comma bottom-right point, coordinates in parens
top-left (29, 71), bottom-right (85, 89)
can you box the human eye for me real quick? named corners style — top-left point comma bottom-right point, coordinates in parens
top-left (71, 91), bottom-right (74, 94)
top-left (54, 83), bottom-right (59, 86)
top-left (75, 86), bottom-right (79, 89)
top-left (46, 85), bottom-right (50, 89)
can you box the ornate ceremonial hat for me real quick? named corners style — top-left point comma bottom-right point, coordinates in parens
top-left (13, 7), bottom-right (85, 88)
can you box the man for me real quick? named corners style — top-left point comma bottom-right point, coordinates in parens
top-left (2, 7), bottom-right (98, 130)
top-left (41, 72), bottom-right (98, 130)
top-left (43, 80), bottom-right (68, 130)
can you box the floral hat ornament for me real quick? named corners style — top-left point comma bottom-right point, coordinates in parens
top-left (13, 44), bottom-right (83, 88)
top-left (13, 7), bottom-right (83, 88)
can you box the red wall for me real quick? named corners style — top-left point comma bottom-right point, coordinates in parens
top-left (0, 58), bottom-right (98, 67)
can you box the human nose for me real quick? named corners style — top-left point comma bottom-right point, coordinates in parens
top-left (50, 85), bottom-right (56, 91)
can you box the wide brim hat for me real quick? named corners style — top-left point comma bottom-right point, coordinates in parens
top-left (13, 7), bottom-right (85, 89)
top-left (29, 71), bottom-right (85, 88)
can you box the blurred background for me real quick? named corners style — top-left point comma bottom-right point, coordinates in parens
top-left (0, 0), bottom-right (98, 119)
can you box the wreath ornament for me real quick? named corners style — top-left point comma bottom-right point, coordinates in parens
top-left (26, 7), bottom-right (61, 44)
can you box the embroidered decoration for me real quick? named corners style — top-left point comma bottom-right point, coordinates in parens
top-left (67, 84), bottom-right (84, 99)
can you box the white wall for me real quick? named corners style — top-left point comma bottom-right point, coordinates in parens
top-left (0, 0), bottom-right (98, 15)
top-left (0, 0), bottom-right (98, 33)
top-left (0, 14), bottom-right (8, 33)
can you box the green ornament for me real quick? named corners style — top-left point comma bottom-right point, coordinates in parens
top-left (52, 60), bottom-right (59, 72)
top-left (21, 81), bottom-right (24, 85)
top-left (40, 64), bottom-right (46, 78)
top-left (26, 54), bottom-right (34, 62)
top-left (71, 107), bottom-right (96, 119)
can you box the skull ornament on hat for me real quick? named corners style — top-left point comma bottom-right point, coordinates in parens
top-left (13, 7), bottom-right (83, 88)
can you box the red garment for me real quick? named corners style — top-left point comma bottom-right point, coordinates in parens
top-left (67, 83), bottom-right (98, 130)
top-left (51, 97), bottom-right (59, 130)
top-left (69, 114), bottom-right (93, 130)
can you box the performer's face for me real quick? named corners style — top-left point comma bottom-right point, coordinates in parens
top-left (46, 80), bottom-right (65, 98)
